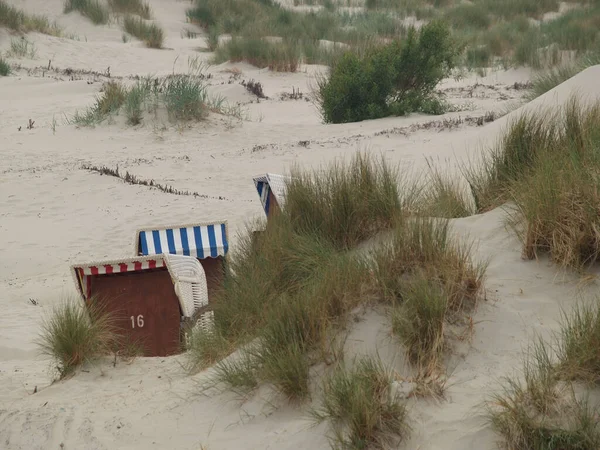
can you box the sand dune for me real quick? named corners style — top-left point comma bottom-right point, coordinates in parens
top-left (2, 0), bottom-right (600, 448)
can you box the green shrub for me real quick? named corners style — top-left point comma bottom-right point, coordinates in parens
top-left (37, 298), bottom-right (119, 378)
top-left (64, 0), bottom-right (110, 25)
top-left (318, 21), bottom-right (457, 124)
top-left (123, 15), bottom-right (164, 48)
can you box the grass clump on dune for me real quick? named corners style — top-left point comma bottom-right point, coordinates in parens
top-left (488, 300), bottom-right (600, 450)
top-left (71, 74), bottom-right (221, 126)
top-left (373, 217), bottom-right (485, 373)
top-left (108, 0), bottom-right (151, 19)
top-left (123, 15), bottom-right (164, 48)
top-left (313, 356), bottom-right (409, 449)
top-left (71, 81), bottom-right (127, 126)
top-left (0, 0), bottom-right (61, 35)
top-left (37, 298), bottom-right (119, 378)
top-left (284, 152), bottom-right (411, 250)
top-left (64, 0), bottom-right (110, 25)
top-left (466, 97), bottom-right (600, 270)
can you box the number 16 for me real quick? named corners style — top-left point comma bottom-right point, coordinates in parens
top-left (130, 315), bottom-right (144, 328)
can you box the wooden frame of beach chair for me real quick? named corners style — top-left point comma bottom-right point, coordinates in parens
top-left (133, 221), bottom-right (229, 304)
top-left (71, 253), bottom-right (210, 357)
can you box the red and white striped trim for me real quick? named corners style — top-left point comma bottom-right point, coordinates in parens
top-left (78, 259), bottom-right (165, 275)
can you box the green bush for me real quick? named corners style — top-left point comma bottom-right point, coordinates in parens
top-left (318, 21), bottom-right (457, 124)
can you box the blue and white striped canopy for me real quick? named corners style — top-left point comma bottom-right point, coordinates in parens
top-left (137, 223), bottom-right (228, 259)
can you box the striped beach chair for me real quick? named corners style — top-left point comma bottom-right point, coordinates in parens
top-left (71, 253), bottom-right (210, 357)
top-left (252, 173), bottom-right (289, 218)
top-left (133, 221), bottom-right (229, 304)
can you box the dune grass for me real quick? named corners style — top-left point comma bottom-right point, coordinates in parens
top-left (488, 300), bottom-right (600, 450)
top-left (7, 37), bottom-right (37, 59)
top-left (64, 0), bottom-right (110, 25)
top-left (108, 0), bottom-right (151, 19)
top-left (0, 0), bottom-right (61, 35)
top-left (527, 51), bottom-right (600, 100)
top-left (37, 298), bottom-right (120, 378)
top-left (284, 153), bottom-right (412, 250)
top-left (123, 15), bottom-right (164, 48)
top-left (312, 356), bottom-right (409, 449)
top-left (555, 301), bottom-right (600, 384)
top-left (0, 57), bottom-right (10, 76)
top-left (214, 38), bottom-right (300, 72)
top-left (71, 80), bottom-right (127, 126)
top-left (373, 217), bottom-right (485, 373)
top-left (71, 75), bottom-right (221, 126)
top-left (189, 153), bottom-right (484, 404)
top-left (465, 96), bottom-right (600, 270)
top-left (187, 0), bottom-right (600, 71)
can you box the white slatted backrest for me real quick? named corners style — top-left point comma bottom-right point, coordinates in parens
top-left (165, 254), bottom-right (208, 317)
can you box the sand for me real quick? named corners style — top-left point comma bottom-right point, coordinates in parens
top-left (2, 0), bottom-right (600, 448)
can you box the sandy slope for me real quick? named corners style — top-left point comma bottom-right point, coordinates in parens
top-left (2, 0), bottom-right (600, 448)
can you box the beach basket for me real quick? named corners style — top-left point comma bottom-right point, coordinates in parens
top-left (133, 221), bottom-right (229, 304)
top-left (71, 253), bottom-right (210, 357)
top-left (252, 173), bottom-right (289, 219)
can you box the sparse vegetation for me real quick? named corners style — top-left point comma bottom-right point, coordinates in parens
top-left (37, 298), bottom-right (119, 378)
top-left (313, 356), bottom-right (409, 449)
top-left (0, 0), bottom-right (61, 35)
top-left (71, 74), bottom-right (236, 127)
top-left (7, 37), bottom-right (37, 59)
top-left (123, 15), bottom-right (164, 48)
top-left (64, 0), bottom-right (110, 25)
top-left (488, 299), bottom-right (600, 450)
top-left (187, 0), bottom-right (600, 72)
top-left (108, 0), bottom-right (151, 19)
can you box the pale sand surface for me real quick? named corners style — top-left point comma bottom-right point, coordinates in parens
top-left (2, 0), bottom-right (600, 448)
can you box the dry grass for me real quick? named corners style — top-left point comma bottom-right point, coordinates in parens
top-left (37, 297), bottom-right (120, 378)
